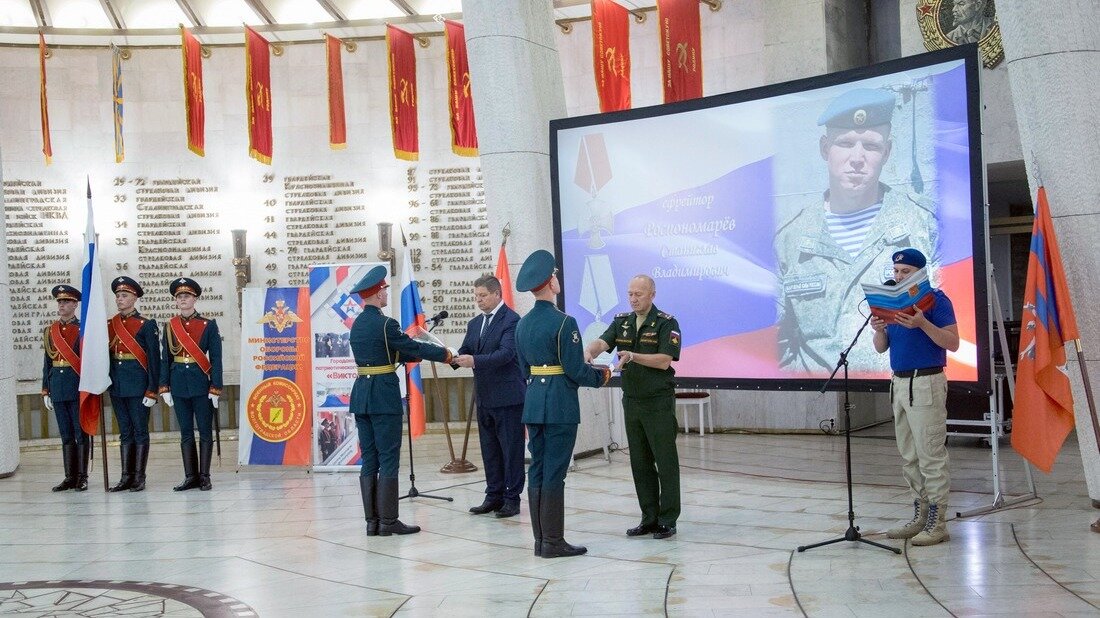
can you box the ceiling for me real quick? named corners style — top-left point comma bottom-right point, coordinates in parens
top-left (0, 0), bottom-right (661, 47)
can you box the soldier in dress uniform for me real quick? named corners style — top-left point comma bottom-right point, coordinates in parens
top-left (158, 277), bottom-right (222, 492)
top-left (586, 275), bottom-right (682, 539)
top-left (106, 276), bottom-right (160, 492)
top-left (514, 250), bottom-right (611, 558)
top-left (348, 266), bottom-right (453, 536)
top-left (774, 87), bottom-right (939, 372)
top-left (42, 284), bottom-right (90, 492)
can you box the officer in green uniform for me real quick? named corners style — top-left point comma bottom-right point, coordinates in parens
top-left (348, 265), bottom-right (453, 537)
top-left (42, 284), bottom-right (89, 492)
top-left (107, 276), bottom-right (160, 492)
top-left (774, 88), bottom-right (939, 373)
top-left (586, 274), bottom-right (681, 539)
top-left (514, 250), bottom-right (611, 558)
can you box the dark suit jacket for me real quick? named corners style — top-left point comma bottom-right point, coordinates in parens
top-left (458, 303), bottom-right (526, 410)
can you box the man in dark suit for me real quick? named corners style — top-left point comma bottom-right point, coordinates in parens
top-left (454, 274), bottom-right (527, 518)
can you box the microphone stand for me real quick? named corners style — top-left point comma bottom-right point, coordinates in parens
top-left (400, 316), bottom-right (453, 503)
top-left (798, 312), bottom-right (900, 555)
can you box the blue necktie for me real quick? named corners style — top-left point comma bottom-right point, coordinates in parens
top-left (479, 313), bottom-right (493, 338)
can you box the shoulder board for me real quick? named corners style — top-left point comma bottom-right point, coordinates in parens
top-left (657, 311), bottom-right (675, 320)
top-left (614, 312), bottom-right (631, 319)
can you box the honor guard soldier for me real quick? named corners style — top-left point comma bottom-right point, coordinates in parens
top-left (42, 284), bottom-right (90, 492)
top-left (106, 276), bottom-right (160, 492)
top-left (514, 250), bottom-right (611, 558)
top-left (159, 278), bottom-right (223, 492)
top-left (586, 275), bottom-right (682, 539)
top-left (348, 266), bottom-right (453, 537)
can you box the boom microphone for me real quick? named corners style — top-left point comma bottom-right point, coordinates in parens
top-left (884, 279), bottom-right (897, 286)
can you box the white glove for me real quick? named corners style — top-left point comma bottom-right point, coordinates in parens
top-left (161, 392), bottom-right (174, 408)
top-left (142, 396), bottom-right (157, 408)
top-left (43, 395), bottom-right (54, 412)
top-left (448, 347), bottom-right (459, 358)
top-left (209, 393), bottom-right (219, 408)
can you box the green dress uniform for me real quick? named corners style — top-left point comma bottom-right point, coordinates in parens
top-left (348, 265), bottom-right (451, 537)
top-left (514, 250), bottom-right (610, 558)
top-left (598, 305), bottom-right (682, 532)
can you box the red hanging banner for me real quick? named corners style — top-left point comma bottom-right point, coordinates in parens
top-left (245, 26), bottom-right (273, 164)
top-left (657, 0), bottom-right (702, 103)
top-left (39, 33), bottom-right (52, 164)
top-left (591, 0), bottom-right (631, 113)
top-left (444, 20), bottom-right (478, 157)
top-left (387, 25), bottom-right (418, 161)
top-left (325, 34), bottom-right (347, 150)
top-left (180, 27), bottom-right (205, 157)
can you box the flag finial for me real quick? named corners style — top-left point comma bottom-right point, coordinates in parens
top-left (86, 176), bottom-right (91, 198)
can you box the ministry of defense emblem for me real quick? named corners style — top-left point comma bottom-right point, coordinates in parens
top-left (258, 299), bottom-right (303, 333)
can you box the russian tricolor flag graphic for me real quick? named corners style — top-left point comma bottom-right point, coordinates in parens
top-left (399, 250), bottom-right (428, 438)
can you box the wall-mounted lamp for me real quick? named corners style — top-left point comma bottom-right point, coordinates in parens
top-left (377, 222), bottom-right (395, 271)
top-left (231, 229), bottom-right (251, 314)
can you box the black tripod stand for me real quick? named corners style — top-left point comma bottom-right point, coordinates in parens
top-left (400, 317), bottom-right (452, 503)
top-left (798, 313), bottom-right (900, 554)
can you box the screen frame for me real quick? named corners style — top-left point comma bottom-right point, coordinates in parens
top-left (549, 45), bottom-right (989, 394)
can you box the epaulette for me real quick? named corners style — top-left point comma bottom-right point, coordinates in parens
top-left (614, 311), bottom-right (631, 319)
top-left (657, 311), bottom-right (675, 320)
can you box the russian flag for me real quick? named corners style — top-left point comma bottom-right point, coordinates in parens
top-left (78, 179), bottom-right (111, 435)
top-left (398, 249), bottom-right (428, 438)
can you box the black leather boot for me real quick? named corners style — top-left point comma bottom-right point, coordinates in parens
top-left (529, 487), bottom-right (543, 557)
top-left (109, 443), bottom-right (135, 492)
top-left (51, 443), bottom-right (77, 492)
top-left (540, 489), bottom-right (586, 558)
top-left (359, 475), bottom-right (379, 536)
top-left (130, 443), bottom-right (150, 492)
top-left (198, 440), bottom-right (213, 491)
top-left (377, 476), bottom-right (420, 535)
top-left (173, 442), bottom-right (201, 491)
top-left (74, 441), bottom-right (91, 492)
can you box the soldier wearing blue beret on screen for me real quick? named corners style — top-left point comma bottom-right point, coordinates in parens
top-left (514, 250), bottom-right (611, 558)
top-left (774, 87), bottom-right (940, 373)
top-left (871, 248), bottom-right (958, 547)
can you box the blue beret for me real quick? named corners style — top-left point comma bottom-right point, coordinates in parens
top-left (170, 277), bottom-right (202, 297)
top-left (515, 250), bottom-right (557, 292)
top-left (112, 276), bottom-right (144, 297)
top-left (892, 248), bottom-right (927, 269)
top-left (350, 265), bottom-right (390, 296)
top-left (52, 284), bottom-right (81, 302)
top-left (818, 88), bottom-right (896, 129)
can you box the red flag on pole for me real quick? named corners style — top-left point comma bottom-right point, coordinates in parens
top-left (657, 0), bottom-right (702, 103)
top-left (180, 26), bottom-right (205, 157)
top-left (245, 26), bottom-right (273, 164)
top-left (387, 25), bottom-right (418, 161)
top-left (39, 33), bottom-right (52, 164)
top-left (444, 20), bottom-right (478, 157)
top-left (325, 34), bottom-right (347, 150)
top-left (592, 0), bottom-right (631, 113)
top-left (1011, 187), bottom-right (1081, 472)
top-left (495, 241), bottom-right (514, 308)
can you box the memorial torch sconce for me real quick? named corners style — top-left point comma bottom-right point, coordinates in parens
top-left (231, 229), bottom-right (251, 314)
top-left (377, 222), bottom-right (396, 271)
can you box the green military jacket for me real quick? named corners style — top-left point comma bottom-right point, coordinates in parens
top-left (598, 305), bottom-right (681, 399)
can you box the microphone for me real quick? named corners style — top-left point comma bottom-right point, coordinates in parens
top-left (884, 279), bottom-right (897, 286)
top-left (425, 310), bottom-right (449, 324)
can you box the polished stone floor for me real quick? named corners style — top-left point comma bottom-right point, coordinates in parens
top-left (2, 428), bottom-right (1098, 617)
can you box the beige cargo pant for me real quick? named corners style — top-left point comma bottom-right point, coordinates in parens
top-left (891, 372), bottom-right (950, 504)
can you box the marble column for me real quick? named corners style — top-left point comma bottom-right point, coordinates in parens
top-left (460, 0), bottom-right (611, 454)
top-left (0, 151), bottom-right (18, 477)
top-left (997, 0), bottom-right (1100, 499)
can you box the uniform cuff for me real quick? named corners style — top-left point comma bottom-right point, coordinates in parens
top-left (209, 387), bottom-right (222, 396)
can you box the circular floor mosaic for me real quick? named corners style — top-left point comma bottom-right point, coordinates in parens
top-left (0, 580), bottom-right (257, 617)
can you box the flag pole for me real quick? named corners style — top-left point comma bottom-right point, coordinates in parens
top-left (99, 398), bottom-right (108, 491)
top-left (1073, 341), bottom-right (1100, 456)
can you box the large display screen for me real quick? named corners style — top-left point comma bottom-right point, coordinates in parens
top-left (551, 47), bottom-right (987, 390)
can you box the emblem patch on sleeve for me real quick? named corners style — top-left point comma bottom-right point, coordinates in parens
top-left (670, 330), bottom-right (680, 345)
top-left (572, 331), bottom-right (580, 343)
